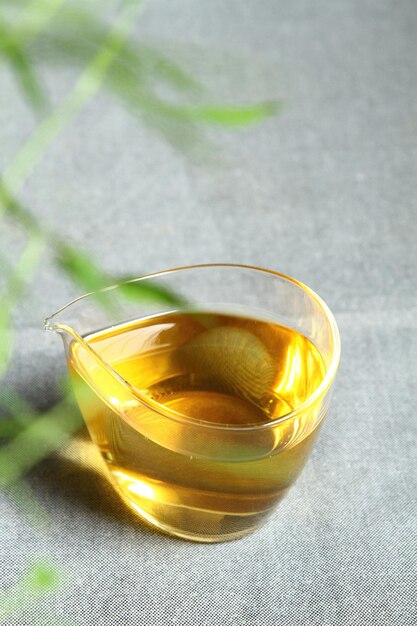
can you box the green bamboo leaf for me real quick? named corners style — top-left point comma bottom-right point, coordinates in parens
top-left (56, 244), bottom-right (108, 293)
top-left (94, 63), bottom-right (211, 155)
top-left (25, 14), bottom-right (279, 132)
top-left (105, 72), bottom-right (280, 129)
top-left (138, 44), bottom-right (202, 93)
top-left (26, 2), bottom-right (201, 94)
top-left (118, 278), bottom-right (187, 307)
top-left (155, 101), bottom-right (281, 126)
top-left (36, 30), bottom-right (201, 94)
top-left (55, 243), bottom-right (120, 310)
top-left (31, 31), bottom-right (277, 127)
top-left (0, 419), bottom-right (22, 438)
top-left (56, 245), bottom-right (186, 307)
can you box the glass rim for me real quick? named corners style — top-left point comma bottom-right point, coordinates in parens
top-left (45, 263), bottom-right (341, 431)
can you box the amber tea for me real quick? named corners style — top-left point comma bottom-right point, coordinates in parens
top-left (69, 310), bottom-right (327, 542)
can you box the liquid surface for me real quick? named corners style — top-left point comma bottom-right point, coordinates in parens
top-left (69, 311), bottom-right (327, 541)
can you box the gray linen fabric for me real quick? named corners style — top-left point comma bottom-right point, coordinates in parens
top-left (1, 0), bottom-right (416, 624)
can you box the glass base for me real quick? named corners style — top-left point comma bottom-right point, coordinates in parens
top-left (117, 490), bottom-right (272, 543)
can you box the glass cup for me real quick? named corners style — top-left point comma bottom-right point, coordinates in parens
top-left (45, 264), bottom-right (340, 542)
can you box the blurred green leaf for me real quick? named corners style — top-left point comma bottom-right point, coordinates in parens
top-left (56, 244), bottom-right (108, 293)
top-left (26, 25), bottom-right (208, 155)
top-left (0, 181), bottom-right (43, 233)
top-left (0, 304), bottom-right (13, 377)
top-left (0, 0), bottom-right (72, 113)
top-left (0, 233), bottom-right (45, 376)
top-left (11, 0), bottom-right (67, 45)
top-left (20, 4), bottom-right (279, 158)
top-left (119, 278), bottom-right (187, 307)
top-left (0, 388), bottom-right (38, 439)
top-left (56, 244), bottom-right (186, 307)
top-left (0, 559), bottom-right (63, 623)
top-left (2, 233), bottom-right (45, 301)
top-left (1, 196), bottom-right (185, 315)
top-left (148, 100), bottom-right (281, 127)
top-left (17, 0), bottom-right (200, 94)
top-left (24, 561), bottom-right (60, 592)
top-left (35, 33), bottom-right (278, 127)
top-left (0, 385), bottom-right (33, 417)
top-left (0, 15), bottom-right (46, 113)
top-left (0, 419), bottom-right (22, 438)
top-left (138, 44), bottom-right (203, 93)
top-left (35, 26), bottom-right (202, 94)
top-left (55, 243), bottom-right (121, 310)
top-left (1, 0), bottom-right (282, 199)
top-left (0, 398), bottom-right (83, 488)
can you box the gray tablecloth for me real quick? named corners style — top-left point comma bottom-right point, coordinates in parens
top-left (1, 0), bottom-right (416, 624)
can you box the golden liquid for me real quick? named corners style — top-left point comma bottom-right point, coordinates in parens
top-left (69, 311), bottom-right (327, 542)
